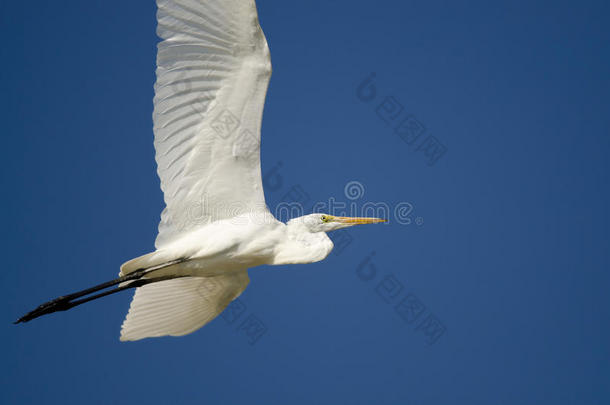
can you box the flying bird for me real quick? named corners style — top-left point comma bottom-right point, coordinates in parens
top-left (15, 0), bottom-right (385, 341)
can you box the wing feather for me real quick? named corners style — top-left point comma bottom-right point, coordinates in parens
top-left (120, 271), bottom-right (250, 341)
top-left (153, 0), bottom-right (272, 248)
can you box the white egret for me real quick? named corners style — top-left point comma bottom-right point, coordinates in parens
top-left (15, 0), bottom-right (385, 341)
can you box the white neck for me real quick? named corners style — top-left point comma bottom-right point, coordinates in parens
top-left (271, 221), bottom-right (334, 265)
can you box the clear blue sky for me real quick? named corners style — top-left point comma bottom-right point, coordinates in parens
top-left (2, 1), bottom-right (609, 404)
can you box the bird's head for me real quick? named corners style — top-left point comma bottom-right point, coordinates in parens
top-left (289, 213), bottom-right (387, 233)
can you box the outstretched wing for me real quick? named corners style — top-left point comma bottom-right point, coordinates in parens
top-left (120, 270), bottom-right (250, 341)
top-left (153, 0), bottom-right (272, 248)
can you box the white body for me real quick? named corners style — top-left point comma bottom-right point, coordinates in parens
top-left (121, 213), bottom-right (334, 279)
top-left (119, 212), bottom-right (345, 341)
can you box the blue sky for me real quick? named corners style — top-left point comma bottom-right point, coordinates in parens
top-left (2, 1), bottom-right (609, 404)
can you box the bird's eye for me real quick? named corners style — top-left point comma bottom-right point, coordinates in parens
top-left (321, 215), bottom-right (327, 222)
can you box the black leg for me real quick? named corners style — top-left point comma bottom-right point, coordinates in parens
top-left (14, 259), bottom-right (185, 324)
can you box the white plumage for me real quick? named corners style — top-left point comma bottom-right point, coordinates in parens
top-left (153, 0), bottom-right (271, 248)
top-left (120, 273), bottom-right (249, 341)
top-left (117, 0), bottom-right (272, 341)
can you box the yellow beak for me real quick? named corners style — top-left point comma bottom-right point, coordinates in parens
top-left (333, 216), bottom-right (387, 224)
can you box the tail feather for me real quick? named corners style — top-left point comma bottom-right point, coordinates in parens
top-left (120, 270), bottom-right (249, 341)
